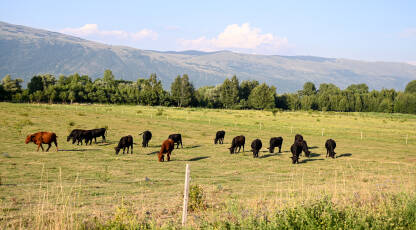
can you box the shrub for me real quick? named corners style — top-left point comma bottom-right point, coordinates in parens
top-left (156, 108), bottom-right (163, 116)
top-left (189, 184), bottom-right (206, 211)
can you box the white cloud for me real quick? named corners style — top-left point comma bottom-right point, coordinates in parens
top-left (179, 23), bottom-right (290, 54)
top-left (60, 24), bottom-right (158, 41)
top-left (401, 28), bottom-right (416, 38)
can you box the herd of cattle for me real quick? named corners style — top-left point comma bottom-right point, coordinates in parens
top-left (25, 128), bottom-right (337, 164)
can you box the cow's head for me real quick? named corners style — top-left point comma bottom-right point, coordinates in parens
top-left (114, 147), bottom-right (121, 155)
top-left (25, 134), bottom-right (34, 144)
top-left (268, 146), bottom-right (274, 153)
top-left (214, 138), bottom-right (218, 144)
top-left (228, 147), bottom-right (235, 154)
top-left (290, 155), bottom-right (299, 164)
top-left (67, 136), bottom-right (71, 142)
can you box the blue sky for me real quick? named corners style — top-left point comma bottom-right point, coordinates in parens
top-left (1, 0), bottom-right (415, 63)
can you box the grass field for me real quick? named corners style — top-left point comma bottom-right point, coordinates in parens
top-left (0, 102), bottom-right (415, 229)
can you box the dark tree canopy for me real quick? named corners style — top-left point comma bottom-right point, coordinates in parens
top-left (1, 71), bottom-right (416, 114)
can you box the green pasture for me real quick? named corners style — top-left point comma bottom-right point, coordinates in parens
top-left (0, 102), bottom-right (415, 228)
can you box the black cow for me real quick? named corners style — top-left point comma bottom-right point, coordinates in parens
top-left (290, 142), bottom-right (302, 164)
top-left (251, 139), bottom-right (262, 158)
top-left (295, 134), bottom-right (303, 142)
top-left (168, 134), bottom-right (183, 149)
top-left (78, 130), bottom-right (93, 145)
top-left (325, 139), bottom-right (337, 158)
top-left (67, 129), bottom-right (84, 144)
top-left (139, 131), bottom-right (152, 147)
top-left (90, 128), bottom-right (107, 143)
top-left (302, 140), bottom-right (311, 157)
top-left (229, 135), bottom-right (245, 154)
top-left (268, 137), bottom-right (283, 153)
top-left (67, 129), bottom-right (91, 145)
top-left (115, 135), bottom-right (133, 155)
top-left (214, 130), bottom-right (225, 144)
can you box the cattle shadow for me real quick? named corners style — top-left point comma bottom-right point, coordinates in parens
top-left (59, 149), bottom-right (101, 152)
top-left (146, 151), bottom-right (159, 155)
top-left (337, 153), bottom-right (352, 158)
top-left (308, 146), bottom-right (319, 149)
top-left (308, 153), bottom-right (321, 157)
top-left (188, 156), bottom-right (210, 161)
top-left (259, 153), bottom-right (278, 159)
top-left (183, 145), bottom-right (201, 149)
top-left (299, 158), bottom-right (324, 164)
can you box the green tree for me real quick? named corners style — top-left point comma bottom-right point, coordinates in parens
top-left (220, 75), bottom-right (239, 108)
top-left (346, 84), bottom-right (369, 94)
top-left (2, 74), bottom-right (23, 94)
top-left (405, 80), bottom-right (416, 94)
top-left (299, 82), bottom-right (317, 96)
top-left (239, 80), bottom-right (259, 100)
top-left (171, 74), bottom-right (196, 107)
top-left (248, 83), bottom-right (276, 109)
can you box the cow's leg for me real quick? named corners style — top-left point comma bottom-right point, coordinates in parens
top-left (167, 151), bottom-right (171, 161)
top-left (94, 137), bottom-right (97, 144)
top-left (180, 140), bottom-right (183, 148)
top-left (54, 139), bottom-right (58, 151)
top-left (38, 143), bottom-right (44, 152)
top-left (278, 146), bottom-right (282, 153)
top-left (123, 147), bottom-right (125, 154)
top-left (46, 143), bottom-right (51, 152)
top-left (326, 149), bottom-right (329, 158)
top-left (131, 145), bottom-right (133, 154)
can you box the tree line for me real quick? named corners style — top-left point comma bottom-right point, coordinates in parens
top-left (1, 70), bottom-right (416, 114)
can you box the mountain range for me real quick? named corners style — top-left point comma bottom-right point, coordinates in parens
top-left (1, 21), bottom-right (415, 92)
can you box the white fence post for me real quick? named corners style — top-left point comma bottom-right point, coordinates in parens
top-left (182, 164), bottom-right (190, 226)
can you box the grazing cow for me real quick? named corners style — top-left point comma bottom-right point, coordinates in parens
top-left (295, 134), bottom-right (303, 142)
top-left (302, 140), bottom-right (311, 157)
top-left (214, 130), bottom-right (225, 144)
top-left (25, 132), bottom-right (58, 152)
top-left (90, 128), bottom-right (107, 143)
top-left (139, 131), bottom-right (152, 147)
top-left (268, 137), bottom-right (283, 153)
top-left (290, 142), bottom-right (302, 164)
top-left (290, 137), bottom-right (310, 164)
top-left (67, 129), bottom-right (84, 144)
top-left (325, 139), bottom-right (337, 158)
top-left (158, 139), bottom-right (174, 162)
top-left (229, 135), bottom-right (245, 154)
top-left (114, 135), bottom-right (133, 155)
top-left (251, 139), bottom-right (262, 158)
top-left (75, 130), bottom-right (93, 145)
top-left (168, 134), bottom-right (183, 149)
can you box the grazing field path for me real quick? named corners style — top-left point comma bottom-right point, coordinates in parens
top-left (0, 103), bottom-right (415, 227)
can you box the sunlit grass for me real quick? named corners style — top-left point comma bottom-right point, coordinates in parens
top-left (0, 102), bottom-right (415, 228)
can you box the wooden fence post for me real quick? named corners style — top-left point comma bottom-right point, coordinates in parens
top-left (182, 164), bottom-right (190, 226)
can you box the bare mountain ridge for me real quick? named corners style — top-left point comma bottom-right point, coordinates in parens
top-left (1, 21), bottom-right (415, 92)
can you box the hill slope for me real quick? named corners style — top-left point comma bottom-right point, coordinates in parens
top-left (1, 21), bottom-right (415, 92)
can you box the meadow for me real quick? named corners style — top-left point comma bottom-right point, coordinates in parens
top-left (0, 102), bottom-right (415, 229)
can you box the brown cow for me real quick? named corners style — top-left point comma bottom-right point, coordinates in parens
top-left (158, 139), bottom-right (174, 162)
top-left (25, 132), bottom-right (58, 152)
